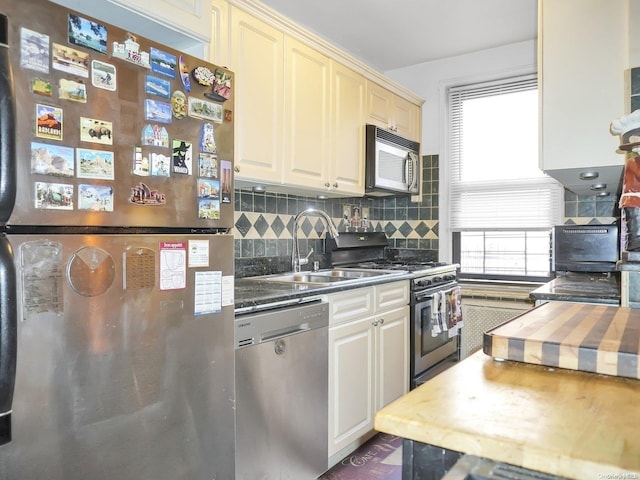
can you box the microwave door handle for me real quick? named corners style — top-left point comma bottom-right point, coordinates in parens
top-left (407, 152), bottom-right (419, 193)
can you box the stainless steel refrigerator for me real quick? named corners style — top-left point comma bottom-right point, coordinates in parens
top-left (0, 1), bottom-right (236, 478)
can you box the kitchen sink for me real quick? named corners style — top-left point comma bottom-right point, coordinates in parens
top-left (247, 268), bottom-right (401, 285)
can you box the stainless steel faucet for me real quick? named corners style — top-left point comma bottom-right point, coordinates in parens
top-left (292, 208), bottom-right (339, 272)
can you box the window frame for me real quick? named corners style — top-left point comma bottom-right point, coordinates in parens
top-left (444, 73), bottom-right (562, 282)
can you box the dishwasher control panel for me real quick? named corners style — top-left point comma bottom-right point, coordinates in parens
top-left (234, 299), bottom-right (328, 349)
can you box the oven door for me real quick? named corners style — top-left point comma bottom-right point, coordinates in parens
top-left (412, 283), bottom-right (459, 382)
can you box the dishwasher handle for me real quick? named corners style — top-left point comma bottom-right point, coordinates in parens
top-left (234, 300), bottom-right (329, 349)
top-left (261, 324), bottom-right (309, 343)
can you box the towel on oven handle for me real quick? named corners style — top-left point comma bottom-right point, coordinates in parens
top-left (447, 286), bottom-right (463, 337)
top-left (439, 291), bottom-right (448, 332)
top-left (431, 292), bottom-right (441, 336)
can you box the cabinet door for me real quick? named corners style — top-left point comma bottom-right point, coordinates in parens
top-left (209, 0), bottom-right (230, 67)
top-left (116, 0), bottom-right (212, 41)
top-left (328, 317), bottom-right (375, 456)
top-left (283, 37), bottom-right (331, 190)
top-left (330, 61), bottom-right (366, 196)
top-left (230, 8), bottom-right (284, 184)
top-left (376, 306), bottom-right (409, 410)
top-left (366, 81), bottom-right (394, 130)
top-left (367, 81), bottom-right (421, 142)
top-left (539, 0), bottom-right (626, 191)
top-left (392, 94), bottom-right (420, 142)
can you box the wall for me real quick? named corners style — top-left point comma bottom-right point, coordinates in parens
top-left (233, 40), bottom-right (619, 272)
top-left (232, 157), bottom-right (615, 275)
top-left (233, 155), bottom-right (439, 274)
top-left (385, 40), bottom-right (537, 156)
top-left (382, 39), bottom-right (620, 259)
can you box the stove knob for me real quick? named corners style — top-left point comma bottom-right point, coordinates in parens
top-left (443, 274), bottom-right (455, 282)
top-left (416, 279), bottom-right (431, 288)
top-left (432, 276), bottom-right (442, 283)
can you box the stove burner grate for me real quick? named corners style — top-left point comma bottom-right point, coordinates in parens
top-left (351, 260), bottom-right (446, 272)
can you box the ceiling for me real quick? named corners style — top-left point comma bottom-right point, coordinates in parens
top-left (258, 0), bottom-right (538, 71)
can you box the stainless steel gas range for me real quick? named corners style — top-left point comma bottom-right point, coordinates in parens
top-left (327, 233), bottom-right (461, 389)
top-left (409, 263), bottom-right (461, 388)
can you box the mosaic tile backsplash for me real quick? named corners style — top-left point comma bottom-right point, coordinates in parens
top-left (232, 154), bottom-right (620, 275)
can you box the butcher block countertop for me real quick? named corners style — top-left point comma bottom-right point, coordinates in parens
top-left (375, 351), bottom-right (640, 479)
top-left (484, 302), bottom-right (640, 379)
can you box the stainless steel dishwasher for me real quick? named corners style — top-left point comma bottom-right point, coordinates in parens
top-left (234, 298), bottom-right (329, 480)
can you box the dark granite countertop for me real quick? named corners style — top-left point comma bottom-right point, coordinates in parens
top-left (529, 272), bottom-right (620, 305)
top-left (234, 272), bottom-right (413, 314)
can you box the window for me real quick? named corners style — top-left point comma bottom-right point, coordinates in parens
top-left (448, 75), bottom-right (563, 281)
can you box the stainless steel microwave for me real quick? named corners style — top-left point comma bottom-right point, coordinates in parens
top-left (365, 124), bottom-right (420, 195)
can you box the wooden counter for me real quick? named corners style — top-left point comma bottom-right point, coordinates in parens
top-left (375, 351), bottom-right (640, 479)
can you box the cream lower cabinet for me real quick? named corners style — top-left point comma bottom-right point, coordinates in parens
top-left (327, 281), bottom-right (410, 463)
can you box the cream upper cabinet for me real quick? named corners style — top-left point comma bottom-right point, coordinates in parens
top-left (49, 0), bottom-right (211, 52)
top-left (219, 0), bottom-right (422, 196)
top-left (330, 61), bottom-right (367, 196)
top-left (229, 12), bottom-right (366, 196)
top-left (539, 0), bottom-right (627, 195)
top-left (114, 0), bottom-right (212, 41)
top-left (283, 37), bottom-right (331, 190)
top-left (229, 8), bottom-right (284, 184)
top-left (209, 0), bottom-right (230, 67)
top-left (366, 81), bottom-right (421, 142)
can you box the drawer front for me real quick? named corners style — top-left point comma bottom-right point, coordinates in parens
top-left (375, 281), bottom-right (409, 312)
top-left (328, 287), bottom-right (374, 326)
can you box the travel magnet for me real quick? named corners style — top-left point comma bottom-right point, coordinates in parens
top-left (91, 60), bottom-right (116, 91)
top-left (112, 34), bottom-right (151, 69)
top-left (200, 122), bottom-right (216, 153)
top-left (31, 78), bottom-right (53, 96)
top-left (179, 55), bottom-right (191, 92)
top-left (59, 79), bottom-right (87, 103)
top-left (68, 14), bottom-right (107, 55)
top-left (35, 104), bottom-right (63, 140)
top-left (172, 140), bottom-right (192, 175)
top-left (130, 182), bottom-right (166, 205)
top-left (20, 27), bottom-right (49, 73)
top-left (170, 91), bottom-right (187, 120)
top-left (78, 184), bottom-right (114, 212)
top-left (150, 47), bottom-right (176, 78)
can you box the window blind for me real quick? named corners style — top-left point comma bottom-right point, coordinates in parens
top-left (448, 75), bottom-right (563, 231)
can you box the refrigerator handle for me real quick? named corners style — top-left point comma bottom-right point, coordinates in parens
top-left (0, 235), bottom-right (16, 445)
top-left (0, 14), bottom-right (17, 224)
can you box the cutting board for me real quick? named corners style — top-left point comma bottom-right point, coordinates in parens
top-left (483, 302), bottom-right (640, 379)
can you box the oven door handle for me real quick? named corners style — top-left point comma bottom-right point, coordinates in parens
top-left (414, 283), bottom-right (458, 303)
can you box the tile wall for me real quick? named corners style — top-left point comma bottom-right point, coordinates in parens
top-left (232, 154), bottom-right (620, 274)
top-left (563, 189), bottom-right (619, 225)
top-left (233, 155), bottom-right (440, 275)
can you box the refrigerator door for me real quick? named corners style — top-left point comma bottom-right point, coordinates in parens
top-left (0, 233), bottom-right (235, 480)
top-left (1, 0), bottom-right (234, 230)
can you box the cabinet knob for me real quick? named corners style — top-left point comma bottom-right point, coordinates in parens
top-left (372, 320), bottom-right (378, 327)
top-left (332, 182), bottom-right (338, 188)
top-left (324, 182), bottom-right (330, 188)
top-left (379, 318), bottom-right (385, 325)
top-left (234, 166), bottom-right (240, 173)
